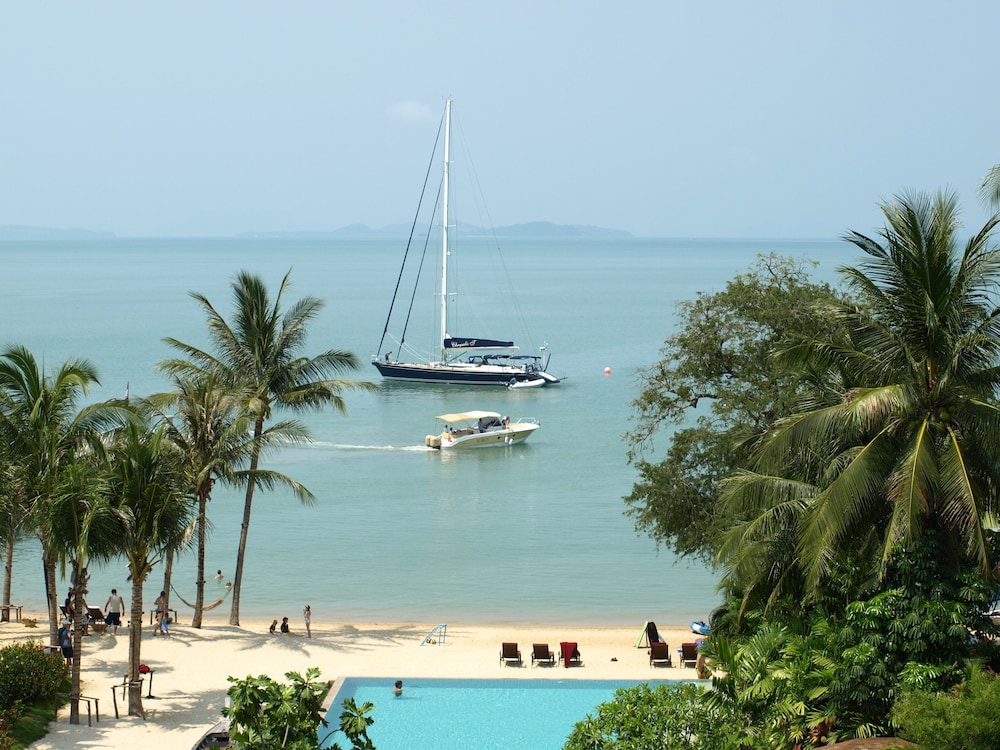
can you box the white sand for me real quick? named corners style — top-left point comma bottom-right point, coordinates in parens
top-left (3, 613), bottom-right (702, 749)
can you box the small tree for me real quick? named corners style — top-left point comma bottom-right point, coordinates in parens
top-left (225, 668), bottom-right (331, 750)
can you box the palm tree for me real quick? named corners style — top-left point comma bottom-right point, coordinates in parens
top-left (160, 270), bottom-right (377, 625)
top-left (146, 373), bottom-right (312, 627)
top-left (47, 460), bottom-right (118, 724)
top-left (721, 190), bottom-right (1000, 604)
top-left (0, 345), bottom-right (127, 645)
top-left (106, 420), bottom-right (194, 717)
top-left (979, 164), bottom-right (1000, 211)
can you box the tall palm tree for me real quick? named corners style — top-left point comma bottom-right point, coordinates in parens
top-left (106, 420), bottom-right (194, 717)
top-left (0, 345), bottom-right (127, 644)
top-left (146, 373), bottom-right (311, 627)
top-left (161, 270), bottom-right (377, 625)
top-left (721, 190), bottom-right (1000, 605)
top-left (47, 460), bottom-right (118, 724)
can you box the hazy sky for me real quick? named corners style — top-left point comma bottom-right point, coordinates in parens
top-left (2, 1), bottom-right (997, 239)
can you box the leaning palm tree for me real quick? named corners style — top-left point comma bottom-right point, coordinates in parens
top-left (721, 190), bottom-right (1000, 605)
top-left (160, 270), bottom-right (377, 625)
top-left (146, 373), bottom-right (312, 627)
top-left (106, 420), bottom-right (194, 717)
top-left (0, 345), bottom-right (128, 644)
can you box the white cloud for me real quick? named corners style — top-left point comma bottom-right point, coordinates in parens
top-left (387, 101), bottom-right (435, 122)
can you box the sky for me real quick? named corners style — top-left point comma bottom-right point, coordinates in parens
top-left (1, 1), bottom-right (997, 239)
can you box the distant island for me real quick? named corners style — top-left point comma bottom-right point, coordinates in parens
top-left (0, 221), bottom-right (632, 242)
top-left (238, 221), bottom-right (634, 240)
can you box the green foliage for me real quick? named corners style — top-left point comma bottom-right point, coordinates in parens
top-left (893, 668), bottom-right (1000, 749)
top-left (0, 641), bottom-right (68, 710)
top-left (329, 698), bottom-right (376, 750)
top-left (625, 253), bottom-right (847, 564)
top-left (225, 668), bottom-right (330, 750)
top-left (563, 681), bottom-right (737, 750)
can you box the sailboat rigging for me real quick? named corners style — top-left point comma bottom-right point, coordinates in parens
top-left (373, 98), bottom-right (559, 387)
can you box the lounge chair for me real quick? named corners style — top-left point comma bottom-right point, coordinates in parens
top-left (531, 643), bottom-right (555, 666)
top-left (87, 607), bottom-right (107, 634)
top-left (680, 642), bottom-right (699, 668)
top-left (559, 641), bottom-right (582, 667)
top-left (649, 640), bottom-right (672, 667)
top-left (500, 642), bottom-right (522, 667)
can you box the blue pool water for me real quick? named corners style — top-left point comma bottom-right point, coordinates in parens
top-left (321, 677), bottom-right (678, 749)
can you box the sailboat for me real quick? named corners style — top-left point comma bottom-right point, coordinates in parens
top-left (373, 99), bottom-right (559, 387)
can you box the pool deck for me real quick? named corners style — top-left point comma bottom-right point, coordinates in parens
top-left (3, 616), bottom-right (702, 749)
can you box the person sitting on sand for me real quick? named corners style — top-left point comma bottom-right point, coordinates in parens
top-left (269, 619), bottom-right (278, 634)
top-left (393, 680), bottom-right (403, 696)
top-left (280, 616), bottom-right (290, 634)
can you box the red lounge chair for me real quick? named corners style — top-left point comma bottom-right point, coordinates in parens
top-left (559, 641), bottom-right (582, 667)
top-left (500, 642), bottom-right (522, 666)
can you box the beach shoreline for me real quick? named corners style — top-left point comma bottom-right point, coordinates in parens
top-left (5, 614), bottom-right (704, 749)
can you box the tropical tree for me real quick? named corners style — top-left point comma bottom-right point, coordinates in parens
top-left (979, 164), bottom-right (1000, 211)
top-left (720, 190), bottom-right (1000, 607)
top-left (46, 460), bottom-right (118, 724)
top-left (0, 345), bottom-right (127, 645)
top-left (160, 270), bottom-right (377, 625)
top-left (624, 254), bottom-right (849, 564)
top-left (106, 420), bottom-right (194, 717)
top-left (146, 373), bottom-right (312, 627)
top-left (0, 455), bottom-right (25, 622)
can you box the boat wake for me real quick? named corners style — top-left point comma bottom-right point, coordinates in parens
top-left (317, 442), bottom-right (432, 452)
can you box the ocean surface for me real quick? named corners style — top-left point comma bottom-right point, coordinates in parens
top-left (0, 236), bottom-right (847, 626)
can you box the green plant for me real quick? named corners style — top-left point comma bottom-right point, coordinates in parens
top-left (225, 668), bottom-right (330, 749)
top-left (0, 641), bottom-right (68, 710)
top-left (893, 668), bottom-right (1000, 749)
top-left (563, 681), bottom-right (735, 750)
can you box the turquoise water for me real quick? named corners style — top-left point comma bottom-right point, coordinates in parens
top-left (321, 677), bottom-right (680, 750)
top-left (0, 237), bottom-right (847, 625)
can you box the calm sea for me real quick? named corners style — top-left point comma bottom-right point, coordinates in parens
top-left (0, 236), bottom-right (846, 626)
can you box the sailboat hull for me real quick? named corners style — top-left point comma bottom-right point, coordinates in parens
top-left (373, 361), bottom-right (558, 386)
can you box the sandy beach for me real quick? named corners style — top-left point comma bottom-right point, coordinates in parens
top-left (2, 612), bottom-right (701, 749)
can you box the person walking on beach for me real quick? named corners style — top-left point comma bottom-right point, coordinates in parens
top-left (104, 588), bottom-right (125, 635)
top-left (58, 621), bottom-right (73, 666)
top-left (303, 605), bottom-right (311, 638)
top-left (156, 607), bottom-right (170, 636)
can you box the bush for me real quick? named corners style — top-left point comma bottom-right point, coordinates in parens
top-left (0, 642), bottom-right (68, 710)
top-left (563, 681), bottom-right (736, 750)
top-left (893, 668), bottom-right (1000, 750)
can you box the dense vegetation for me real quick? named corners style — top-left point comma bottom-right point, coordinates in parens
top-left (0, 641), bottom-right (69, 748)
top-left (607, 187), bottom-right (1000, 748)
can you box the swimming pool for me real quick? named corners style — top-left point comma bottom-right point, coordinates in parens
top-left (320, 677), bottom-right (678, 749)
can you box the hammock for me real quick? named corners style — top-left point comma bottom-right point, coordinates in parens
top-left (170, 583), bottom-right (233, 612)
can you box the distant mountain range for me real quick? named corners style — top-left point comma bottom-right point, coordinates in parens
top-left (0, 221), bottom-right (632, 241)
top-left (239, 221), bottom-right (634, 240)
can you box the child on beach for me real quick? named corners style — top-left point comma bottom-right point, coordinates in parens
top-left (280, 616), bottom-right (290, 634)
top-left (269, 619), bottom-right (278, 634)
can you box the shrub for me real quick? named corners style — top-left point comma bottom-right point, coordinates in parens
top-left (892, 668), bottom-right (1000, 750)
top-left (563, 681), bottom-right (736, 750)
top-left (0, 642), bottom-right (68, 710)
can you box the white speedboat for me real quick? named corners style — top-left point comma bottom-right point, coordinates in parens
top-left (373, 99), bottom-right (558, 387)
top-left (425, 410), bottom-right (539, 450)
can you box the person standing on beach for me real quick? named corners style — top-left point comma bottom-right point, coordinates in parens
top-left (58, 621), bottom-right (73, 666)
top-left (104, 588), bottom-right (125, 635)
top-left (303, 605), bottom-right (311, 638)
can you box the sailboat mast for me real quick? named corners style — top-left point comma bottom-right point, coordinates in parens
top-left (439, 98), bottom-right (452, 361)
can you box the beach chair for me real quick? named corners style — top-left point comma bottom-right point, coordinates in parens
top-left (531, 643), bottom-right (555, 666)
top-left (86, 607), bottom-right (107, 634)
top-left (649, 640), bottom-right (672, 667)
top-left (500, 642), bottom-right (522, 667)
top-left (680, 642), bottom-right (699, 668)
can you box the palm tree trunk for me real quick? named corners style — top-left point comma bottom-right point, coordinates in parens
top-left (163, 550), bottom-right (174, 618)
top-left (193, 492), bottom-right (208, 628)
top-left (127, 578), bottom-right (145, 717)
top-left (43, 552), bottom-right (58, 646)
top-left (68, 574), bottom-right (87, 725)
top-left (1, 534), bottom-right (12, 622)
top-left (229, 417), bottom-right (263, 626)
